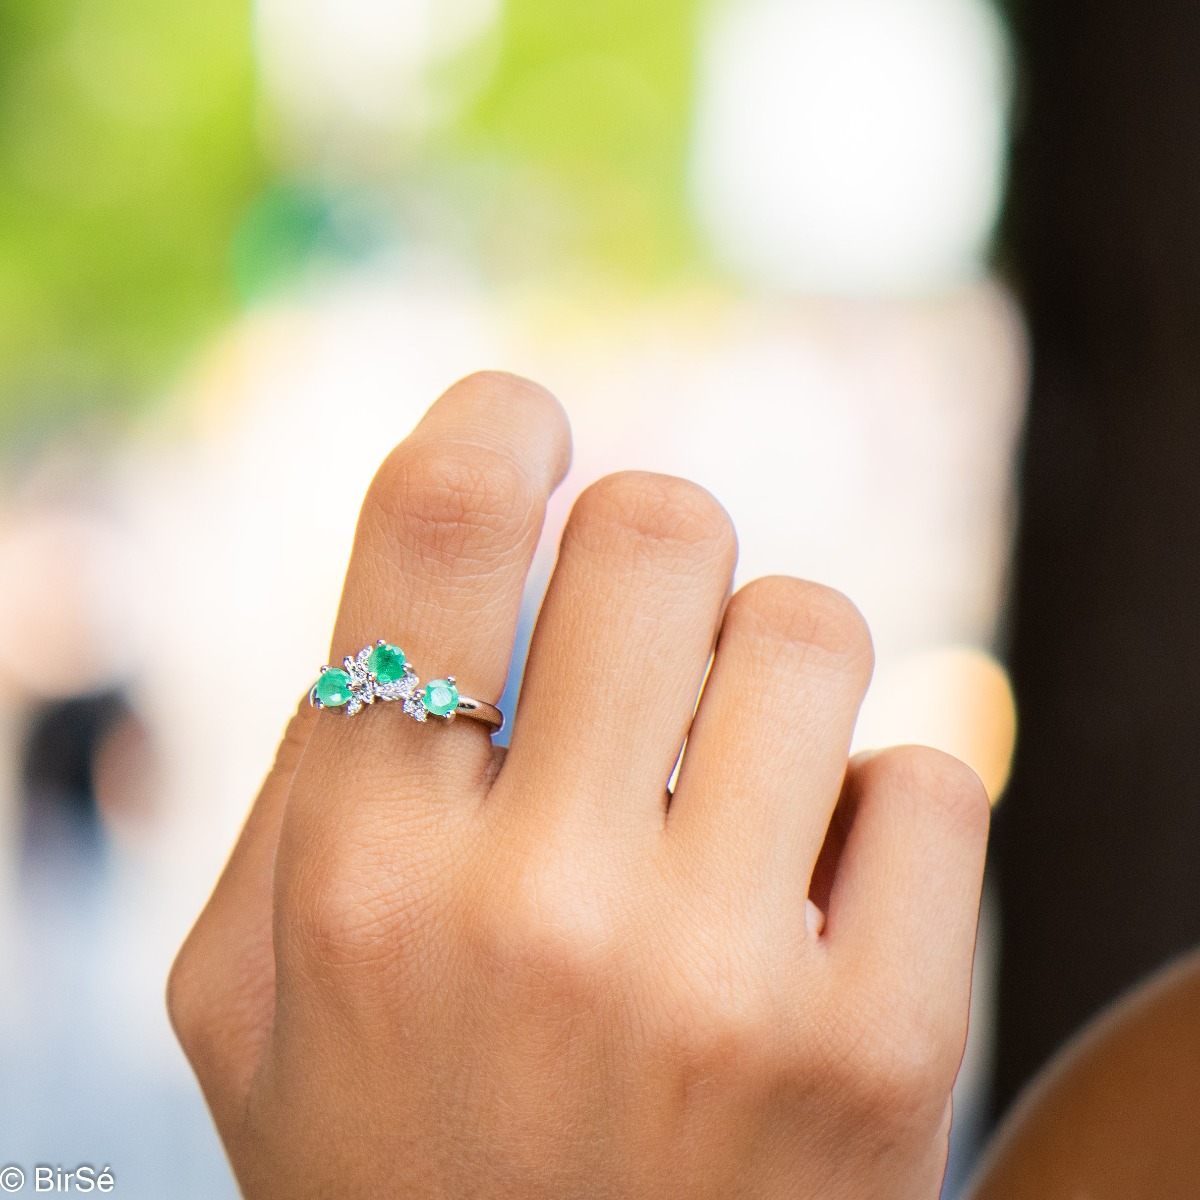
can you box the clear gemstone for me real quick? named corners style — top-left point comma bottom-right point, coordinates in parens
top-left (403, 696), bottom-right (428, 722)
top-left (376, 675), bottom-right (416, 701)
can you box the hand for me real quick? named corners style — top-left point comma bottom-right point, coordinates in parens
top-left (169, 372), bottom-right (990, 1199)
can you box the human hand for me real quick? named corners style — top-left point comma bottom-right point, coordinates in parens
top-left (169, 372), bottom-right (990, 1199)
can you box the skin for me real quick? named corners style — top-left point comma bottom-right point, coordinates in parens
top-left (968, 948), bottom-right (1200, 1199)
top-left (168, 371), bottom-right (991, 1199)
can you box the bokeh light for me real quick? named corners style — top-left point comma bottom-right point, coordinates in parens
top-left (255, 0), bottom-right (501, 167)
top-left (691, 0), bottom-right (1011, 293)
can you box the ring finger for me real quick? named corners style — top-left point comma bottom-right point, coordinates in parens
top-left (277, 372), bottom-right (571, 859)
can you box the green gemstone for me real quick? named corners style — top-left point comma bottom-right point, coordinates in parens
top-left (314, 668), bottom-right (353, 707)
top-left (423, 679), bottom-right (458, 717)
top-left (367, 642), bottom-right (406, 683)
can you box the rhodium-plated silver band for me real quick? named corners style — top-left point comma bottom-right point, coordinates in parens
top-left (305, 682), bottom-right (504, 731)
top-left (452, 696), bottom-right (504, 731)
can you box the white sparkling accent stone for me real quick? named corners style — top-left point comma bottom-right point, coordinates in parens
top-left (345, 695), bottom-right (363, 717)
top-left (403, 696), bottom-right (428, 722)
top-left (376, 675), bottom-right (416, 701)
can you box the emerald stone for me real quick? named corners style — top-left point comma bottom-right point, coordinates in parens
top-left (368, 642), bottom-right (406, 683)
top-left (423, 679), bottom-right (458, 717)
top-left (314, 668), bottom-right (353, 707)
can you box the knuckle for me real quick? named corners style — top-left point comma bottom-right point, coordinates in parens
top-left (571, 472), bottom-right (737, 563)
top-left (440, 372), bottom-right (572, 480)
top-left (474, 870), bottom-right (623, 1003)
top-left (827, 1004), bottom-right (952, 1129)
top-left (726, 577), bottom-right (874, 677)
top-left (873, 745), bottom-right (992, 838)
top-left (650, 946), bottom-right (784, 1084)
top-left (367, 440), bottom-right (539, 564)
top-left (285, 852), bottom-right (395, 974)
top-left (448, 370), bottom-right (565, 426)
top-left (665, 986), bottom-right (780, 1085)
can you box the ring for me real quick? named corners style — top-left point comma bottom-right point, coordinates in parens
top-left (308, 640), bottom-right (504, 732)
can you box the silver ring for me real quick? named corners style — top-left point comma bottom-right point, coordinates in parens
top-left (308, 640), bottom-right (504, 733)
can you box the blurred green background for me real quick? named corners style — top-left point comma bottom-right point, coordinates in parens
top-left (0, 0), bottom-right (713, 442)
top-left (0, 0), bottom-right (262, 438)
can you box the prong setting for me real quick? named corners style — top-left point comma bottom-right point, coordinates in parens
top-left (306, 641), bottom-right (500, 730)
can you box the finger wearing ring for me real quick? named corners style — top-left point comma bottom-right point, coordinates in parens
top-left (308, 640), bottom-right (504, 733)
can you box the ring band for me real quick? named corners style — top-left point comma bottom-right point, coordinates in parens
top-left (308, 640), bottom-right (504, 733)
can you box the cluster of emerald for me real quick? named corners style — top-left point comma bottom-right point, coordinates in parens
top-left (310, 641), bottom-right (459, 721)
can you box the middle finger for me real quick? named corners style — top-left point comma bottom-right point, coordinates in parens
top-left (503, 471), bottom-right (737, 836)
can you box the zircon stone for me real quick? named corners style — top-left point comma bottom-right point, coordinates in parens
top-left (423, 679), bottom-right (458, 717)
top-left (314, 668), bottom-right (353, 707)
top-left (368, 643), bottom-right (406, 683)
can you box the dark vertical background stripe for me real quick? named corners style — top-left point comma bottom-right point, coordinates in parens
top-left (994, 0), bottom-right (1200, 1112)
